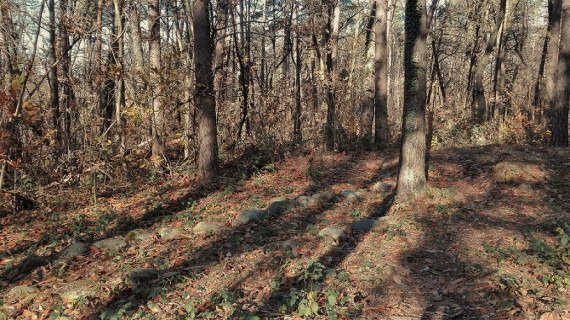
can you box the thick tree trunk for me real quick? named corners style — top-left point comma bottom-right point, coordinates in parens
top-left (533, 0), bottom-right (560, 112)
top-left (193, 0), bottom-right (219, 180)
top-left (397, 0), bottom-right (428, 197)
top-left (551, 0), bottom-right (570, 146)
top-left (149, 0), bottom-right (164, 159)
top-left (374, 0), bottom-right (389, 147)
top-left (325, 1), bottom-right (340, 151)
top-left (545, 0), bottom-right (564, 120)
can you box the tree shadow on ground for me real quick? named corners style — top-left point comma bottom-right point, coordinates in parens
top-left (80, 154), bottom-right (370, 317)
top-left (0, 152), bottom-right (289, 285)
top-left (383, 145), bottom-right (569, 319)
top-left (254, 192), bottom-right (396, 317)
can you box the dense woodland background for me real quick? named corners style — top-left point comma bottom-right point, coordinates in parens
top-left (0, 0), bottom-right (568, 196)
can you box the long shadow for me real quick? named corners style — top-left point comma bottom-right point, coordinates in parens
top-left (255, 192), bottom-right (395, 316)
top-left (0, 153), bottom-right (286, 285)
top-left (391, 145), bottom-right (569, 319)
top-left (85, 155), bottom-right (364, 317)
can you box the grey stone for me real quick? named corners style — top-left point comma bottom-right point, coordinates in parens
top-left (127, 268), bottom-right (160, 284)
top-left (318, 226), bottom-right (345, 240)
top-left (193, 221), bottom-right (222, 235)
top-left (266, 198), bottom-right (297, 216)
top-left (519, 183), bottom-right (533, 191)
top-left (127, 229), bottom-right (153, 243)
top-left (58, 280), bottom-right (99, 304)
top-left (5, 285), bottom-right (38, 303)
top-left (234, 208), bottom-right (265, 226)
top-left (158, 227), bottom-right (184, 240)
top-left (340, 190), bottom-right (364, 202)
top-left (370, 182), bottom-right (393, 193)
top-left (58, 242), bottom-right (89, 259)
top-left (351, 219), bottom-right (382, 232)
top-left (313, 190), bottom-right (335, 203)
top-left (296, 195), bottom-right (319, 208)
top-left (93, 238), bottom-right (127, 252)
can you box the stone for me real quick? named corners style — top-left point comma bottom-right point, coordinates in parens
top-left (312, 190), bottom-right (335, 203)
top-left (340, 190), bottom-right (364, 203)
top-left (519, 183), bottom-right (533, 191)
top-left (59, 280), bottom-right (99, 304)
top-left (58, 242), bottom-right (89, 259)
top-left (351, 218), bottom-right (382, 232)
top-left (234, 208), bottom-right (265, 226)
top-left (318, 226), bottom-right (345, 240)
top-left (296, 195), bottom-right (319, 208)
top-left (158, 227), bottom-right (184, 240)
top-left (193, 221), bottom-right (222, 236)
top-left (266, 198), bottom-right (297, 216)
top-left (93, 237), bottom-right (127, 252)
top-left (127, 268), bottom-right (161, 285)
top-left (5, 285), bottom-right (38, 303)
top-left (127, 229), bottom-right (153, 243)
top-left (370, 182), bottom-right (393, 193)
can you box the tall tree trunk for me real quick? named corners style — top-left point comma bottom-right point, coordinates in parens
top-left (95, 0), bottom-right (104, 135)
top-left (193, 0), bottom-right (219, 180)
top-left (551, 0), bottom-right (570, 146)
top-left (397, 0), bottom-right (428, 197)
top-left (491, 0), bottom-right (508, 120)
top-left (325, 0), bottom-right (340, 151)
top-left (472, 0), bottom-right (507, 124)
top-left (533, 0), bottom-right (560, 112)
top-left (48, 0), bottom-right (60, 143)
top-left (214, 1), bottom-right (228, 110)
top-left (293, 2), bottom-right (302, 145)
top-left (545, 0), bottom-right (563, 122)
top-left (60, 0), bottom-right (74, 152)
top-left (113, 0), bottom-right (126, 155)
top-left (283, 0), bottom-right (292, 75)
top-left (374, 0), bottom-right (389, 147)
top-left (127, 0), bottom-right (146, 105)
top-left (149, 0), bottom-right (164, 159)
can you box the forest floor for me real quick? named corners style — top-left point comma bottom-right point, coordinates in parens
top-left (0, 145), bottom-right (568, 320)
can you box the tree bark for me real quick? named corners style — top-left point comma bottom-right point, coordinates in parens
top-left (472, 0), bottom-right (507, 124)
top-left (551, 0), bottom-right (570, 146)
top-left (149, 0), bottom-right (164, 159)
top-left (60, 0), bottom-right (75, 152)
top-left (48, 0), bottom-right (60, 143)
top-left (113, 0), bottom-right (126, 155)
top-left (325, 0), bottom-right (340, 151)
top-left (397, 0), bottom-right (428, 197)
top-left (374, 0), bottom-right (389, 147)
top-left (193, 0), bottom-right (219, 180)
top-left (293, 2), bottom-right (302, 145)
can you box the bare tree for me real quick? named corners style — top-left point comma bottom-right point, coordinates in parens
top-left (193, 0), bottom-right (219, 180)
top-left (551, 0), bottom-right (570, 146)
top-left (397, 0), bottom-right (428, 197)
top-left (374, 0), bottom-right (389, 147)
top-left (149, 0), bottom-right (165, 159)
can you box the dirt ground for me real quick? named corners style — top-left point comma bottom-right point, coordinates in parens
top-left (0, 145), bottom-right (568, 319)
